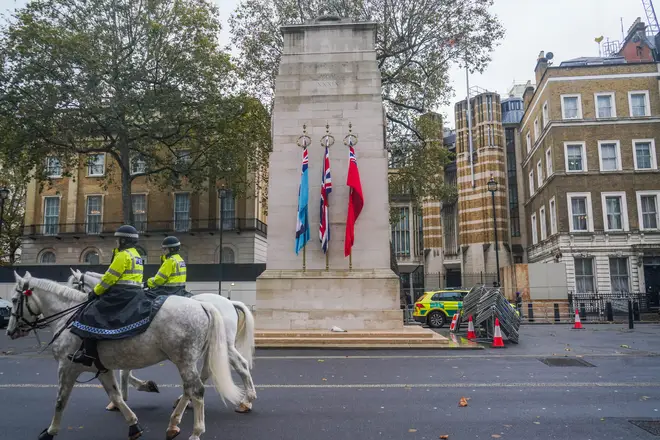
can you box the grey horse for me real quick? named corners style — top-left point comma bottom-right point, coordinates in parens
top-left (7, 271), bottom-right (243, 440)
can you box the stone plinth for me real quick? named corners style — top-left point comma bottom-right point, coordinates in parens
top-left (256, 269), bottom-right (402, 330)
top-left (256, 17), bottom-right (401, 331)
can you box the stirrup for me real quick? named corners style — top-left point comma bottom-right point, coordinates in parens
top-left (67, 349), bottom-right (95, 367)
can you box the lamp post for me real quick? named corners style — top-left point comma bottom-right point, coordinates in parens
top-left (218, 187), bottom-right (228, 296)
top-left (0, 188), bottom-right (10, 240)
top-left (487, 176), bottom-right (501, 286)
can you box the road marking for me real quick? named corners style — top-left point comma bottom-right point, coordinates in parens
top-left (1, 382), bottom-right (659, 389)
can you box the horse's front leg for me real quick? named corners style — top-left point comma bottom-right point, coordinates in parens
top-left (98, 371), bottom-right (143, 440)
top-left (38, 364), bottom-right (78, 440)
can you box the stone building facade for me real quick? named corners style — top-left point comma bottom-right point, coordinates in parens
top-left (21, 153), bottom-right (267, 266)
top-left (520, 54), bottom-right (660, 298)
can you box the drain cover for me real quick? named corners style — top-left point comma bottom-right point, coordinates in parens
top-left (630, 420), bottom-right (660, 436)
top-left (538, 357), bottom-right (595, 367)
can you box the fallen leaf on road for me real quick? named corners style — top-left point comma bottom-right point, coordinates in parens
top-left (409, 429), bottom-right (417, 433)
top-left (322, 378), bottom-right (327, 381)
top-left (533, 422), bottom-right (540, 425)
top-left (565, 348), bottom-right (571, 351)
top-left (641, 396), bottom-right (650, 401)
top-left (458, 397), bottom-right (469, 407)
top-left (439, 435), bottom-right (449, 439)
top-left (503, 425), bottom-right (512, 428)
top-left (317, 359), bottom-right (324, 362)
top-left (492, 435), bottom-right (501, 438)
top-left (620, 344), bottom-right (630, 349)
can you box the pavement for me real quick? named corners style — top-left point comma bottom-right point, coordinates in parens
top-left (2, 324), bottom-right (660, 440)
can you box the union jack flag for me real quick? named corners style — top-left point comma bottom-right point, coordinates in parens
top-left (319, 145), bottom-right (332, 253)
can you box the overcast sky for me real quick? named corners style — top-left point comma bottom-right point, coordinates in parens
top-left (0, 0), bottom-right (649, 128)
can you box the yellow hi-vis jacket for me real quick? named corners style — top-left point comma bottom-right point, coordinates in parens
top-left (93, 248), bottom-right (144, 296)
top-left (147, 253), bottom-right (187, 289)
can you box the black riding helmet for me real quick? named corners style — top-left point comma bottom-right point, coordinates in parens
top-left (161, 236), bottom-right (181, 254)
top-left (114, 225), bottom-right (139, 250)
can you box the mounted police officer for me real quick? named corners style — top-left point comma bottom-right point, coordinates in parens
top-left (68, 225), bottom-right (153, 369)
top-left (146, 236), bottom-right (190, 297)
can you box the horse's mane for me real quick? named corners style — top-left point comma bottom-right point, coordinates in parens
top-left (28, 276), bottom-right (87, 302)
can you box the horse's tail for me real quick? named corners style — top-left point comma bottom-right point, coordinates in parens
top-left (232, 301), bottom-right (255, 369)
top-left (200, 302), bottom-right (243, 406)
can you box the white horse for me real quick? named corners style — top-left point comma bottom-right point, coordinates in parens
top-left (8, 271), bottom-right (243, 440)
top-left (68, 269), bottom-right (257, 413)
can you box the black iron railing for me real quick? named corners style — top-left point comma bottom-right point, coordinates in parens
top-left (22, 218), bottom-right (267, 238)
top-left (568, 291), bottom-right (655, 321)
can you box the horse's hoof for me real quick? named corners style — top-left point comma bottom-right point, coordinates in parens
top-left (128, 423), bottom-right (143, 440)
top-left (146, 380), bottom-right (160, 393)
top-left (165, 426), bottom-right (181, 440)
top-left (235, 403), bottom-right (252, 413)
top-left (106, 402), bottom-right (120, 412)
top-left (38, 429), bottom-right (54, 440)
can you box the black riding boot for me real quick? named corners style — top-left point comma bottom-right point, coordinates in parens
top-left (67, 339), bottom-right (98, 367)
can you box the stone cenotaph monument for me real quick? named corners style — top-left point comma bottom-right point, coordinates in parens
top-left (256, 16), bottom-right (402, 331)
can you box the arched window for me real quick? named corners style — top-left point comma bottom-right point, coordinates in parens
top-left (40, 251), bottom-right (56, 264)
top-left (83, 250), bottom-right (100, 265)
top-left (221, 247), bottom-right (235, 264)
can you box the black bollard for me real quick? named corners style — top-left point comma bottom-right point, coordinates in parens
top-left (579, 303), bottom-right (587, 320)
top-left (605, 302), bottom-right (613, 322)
top-left (554, 303), bottom-right (560, 322)
top-left (633, 301), bottom-right (640, 321)
top-left (528, 303), bottom-right (535, 322)
top-left (628, 299), bottom-right (634, 329)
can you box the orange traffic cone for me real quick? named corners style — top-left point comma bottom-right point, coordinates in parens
top-left (467, 315), bottom-right (476, 340)
top-left (449, 313), bottom-right (458, 332)
top-left (492, 318), bottom-right (505, 348)
top-left (573, 309), bottom-right (584, 329)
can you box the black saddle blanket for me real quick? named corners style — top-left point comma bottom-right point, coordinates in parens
top-left (70, 287), bottom-right (170, 340)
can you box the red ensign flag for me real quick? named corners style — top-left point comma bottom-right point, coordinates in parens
top-left (344, 145), bottom-right (364, 257)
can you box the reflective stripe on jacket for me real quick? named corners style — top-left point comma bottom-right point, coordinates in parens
top-left (147, 253), bottom-right (187, 288)
top-left (93, 248), bottom-right (144, 295)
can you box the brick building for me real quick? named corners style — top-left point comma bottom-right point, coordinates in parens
top-left (21, 153), bottom-right (267, 267)
top-left (520, 43), bottom-right (660, 298)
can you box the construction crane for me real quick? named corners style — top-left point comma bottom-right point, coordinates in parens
top-left (642, 0), bottom-right (660, 36)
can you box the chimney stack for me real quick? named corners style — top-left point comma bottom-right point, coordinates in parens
top-left (535, 50), bottom-right (548, 85)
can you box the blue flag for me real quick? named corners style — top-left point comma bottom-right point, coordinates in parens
top-left (295, 147), bottom-right (310, 255)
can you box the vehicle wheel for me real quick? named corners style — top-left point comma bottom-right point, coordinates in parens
top-left (427, 311), bottom-right (446, 328)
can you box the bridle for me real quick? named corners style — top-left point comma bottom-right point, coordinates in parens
top-left (8, 279), bottom-right (91, 340)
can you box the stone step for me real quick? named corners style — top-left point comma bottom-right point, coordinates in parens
top-left (255, 331), bottom-right (436, 339)
top-left (255, 336), bottom-right (453, 349)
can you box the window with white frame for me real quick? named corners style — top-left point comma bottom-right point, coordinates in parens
top-left (221, 247), bottom-right (236, 264)
top-left (574, 257), bottom-right (595, 293)
top-left (391, 206), bottom-right (411, 256)
top-left (220, 190), bottom-right (236, 230)
top-left (132, 194), bottom-right (147, 232)
top-left (601, 192), bottom-right (628, 231)
top-left (595, 93), bottom-right (616, 118)
top-left (546, 148), bottom-right (553, 176)
top-left (40, 251), bottom-right (56, 264)
top-left (549, 197), bottom-right (557, 235)
top-left (531, 213), bottom-right (538, 245)
top-left (536, 160), bottom-right (543, 187)
top-left (633, 139), bottom-right (657, 170)
top-left (609, 257), bottom-right (630, 292)
top-left (45, 157), bottom-right (62, 178)
top-left (567, 192), bottom-right (593, 232)
top-left (561, 94), bottom-right (582, 119)
top-left (637, 191), bottom-right (660, 230)
top-left (87, 153), bottom-right (105, 176)
top-left (174, 193), bottom-right (190, 232)
top-left (83, 250), bottom-right (100, 265)
top-left (526, 133), bottom-right (531, 154)
top-left (565, 142), bottom-right (587, 172)
top-left (629, 91), bottom-right (650, 117)
top-left (534, 118), bottom-right (540, 140)
top-left (85, 195), bottom-right (102, 234)
top-left (130, 155), bottom-right (147, 175)
top-left (542, 101), bottom-right (549, 127)
top-left (43, 196), bottom-right (60, 235)
top-left (539, 206), bottom-right (547, 240)
top-left (528, 170), bottom-right (534, 196)
top-left (598, 141), bottom-right (621, 171)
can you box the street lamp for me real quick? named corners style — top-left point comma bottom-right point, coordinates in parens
top-left (218, 187), bottom-right (228, 296)
top-left (0, 187), bottom-right (10, 240)
top-left (487, 176), bottom-right (501, 287)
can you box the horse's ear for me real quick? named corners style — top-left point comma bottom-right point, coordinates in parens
top-left (70, 268), bottom-right (76, 276)
top-left (24, 271), bottom-right (32, 280)
top-left (13, 270), bottom-right (21, 282)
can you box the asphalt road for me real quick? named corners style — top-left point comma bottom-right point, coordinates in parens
top-left (2, 325), bottom-right (660, 440)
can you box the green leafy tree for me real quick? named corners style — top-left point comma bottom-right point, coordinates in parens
top-left (0, 164), bottom-right (30, 265)
top-left (229, 0), bottom-right (503, 212)
top-left (0, 0), bottom-right (271, 224)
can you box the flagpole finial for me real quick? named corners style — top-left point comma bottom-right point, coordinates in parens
top-left (297, 125), bottom-right (311, 148)
top-left (343, 121), bottom-right (359, 147)
top-left (320, 124), bottom-right (335, 148)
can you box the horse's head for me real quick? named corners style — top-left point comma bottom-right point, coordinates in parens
top-left (7, 271), bottom-right (41, 340)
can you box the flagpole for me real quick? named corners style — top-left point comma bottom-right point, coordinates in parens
top-left (349, 251), bottom-right (352, 271)
top-left (303, 243), bottom-right (306, 272)
top-left (297, 125), bottom-right (311, 272)
top-left (321, 123), bottom-right (334, 272)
